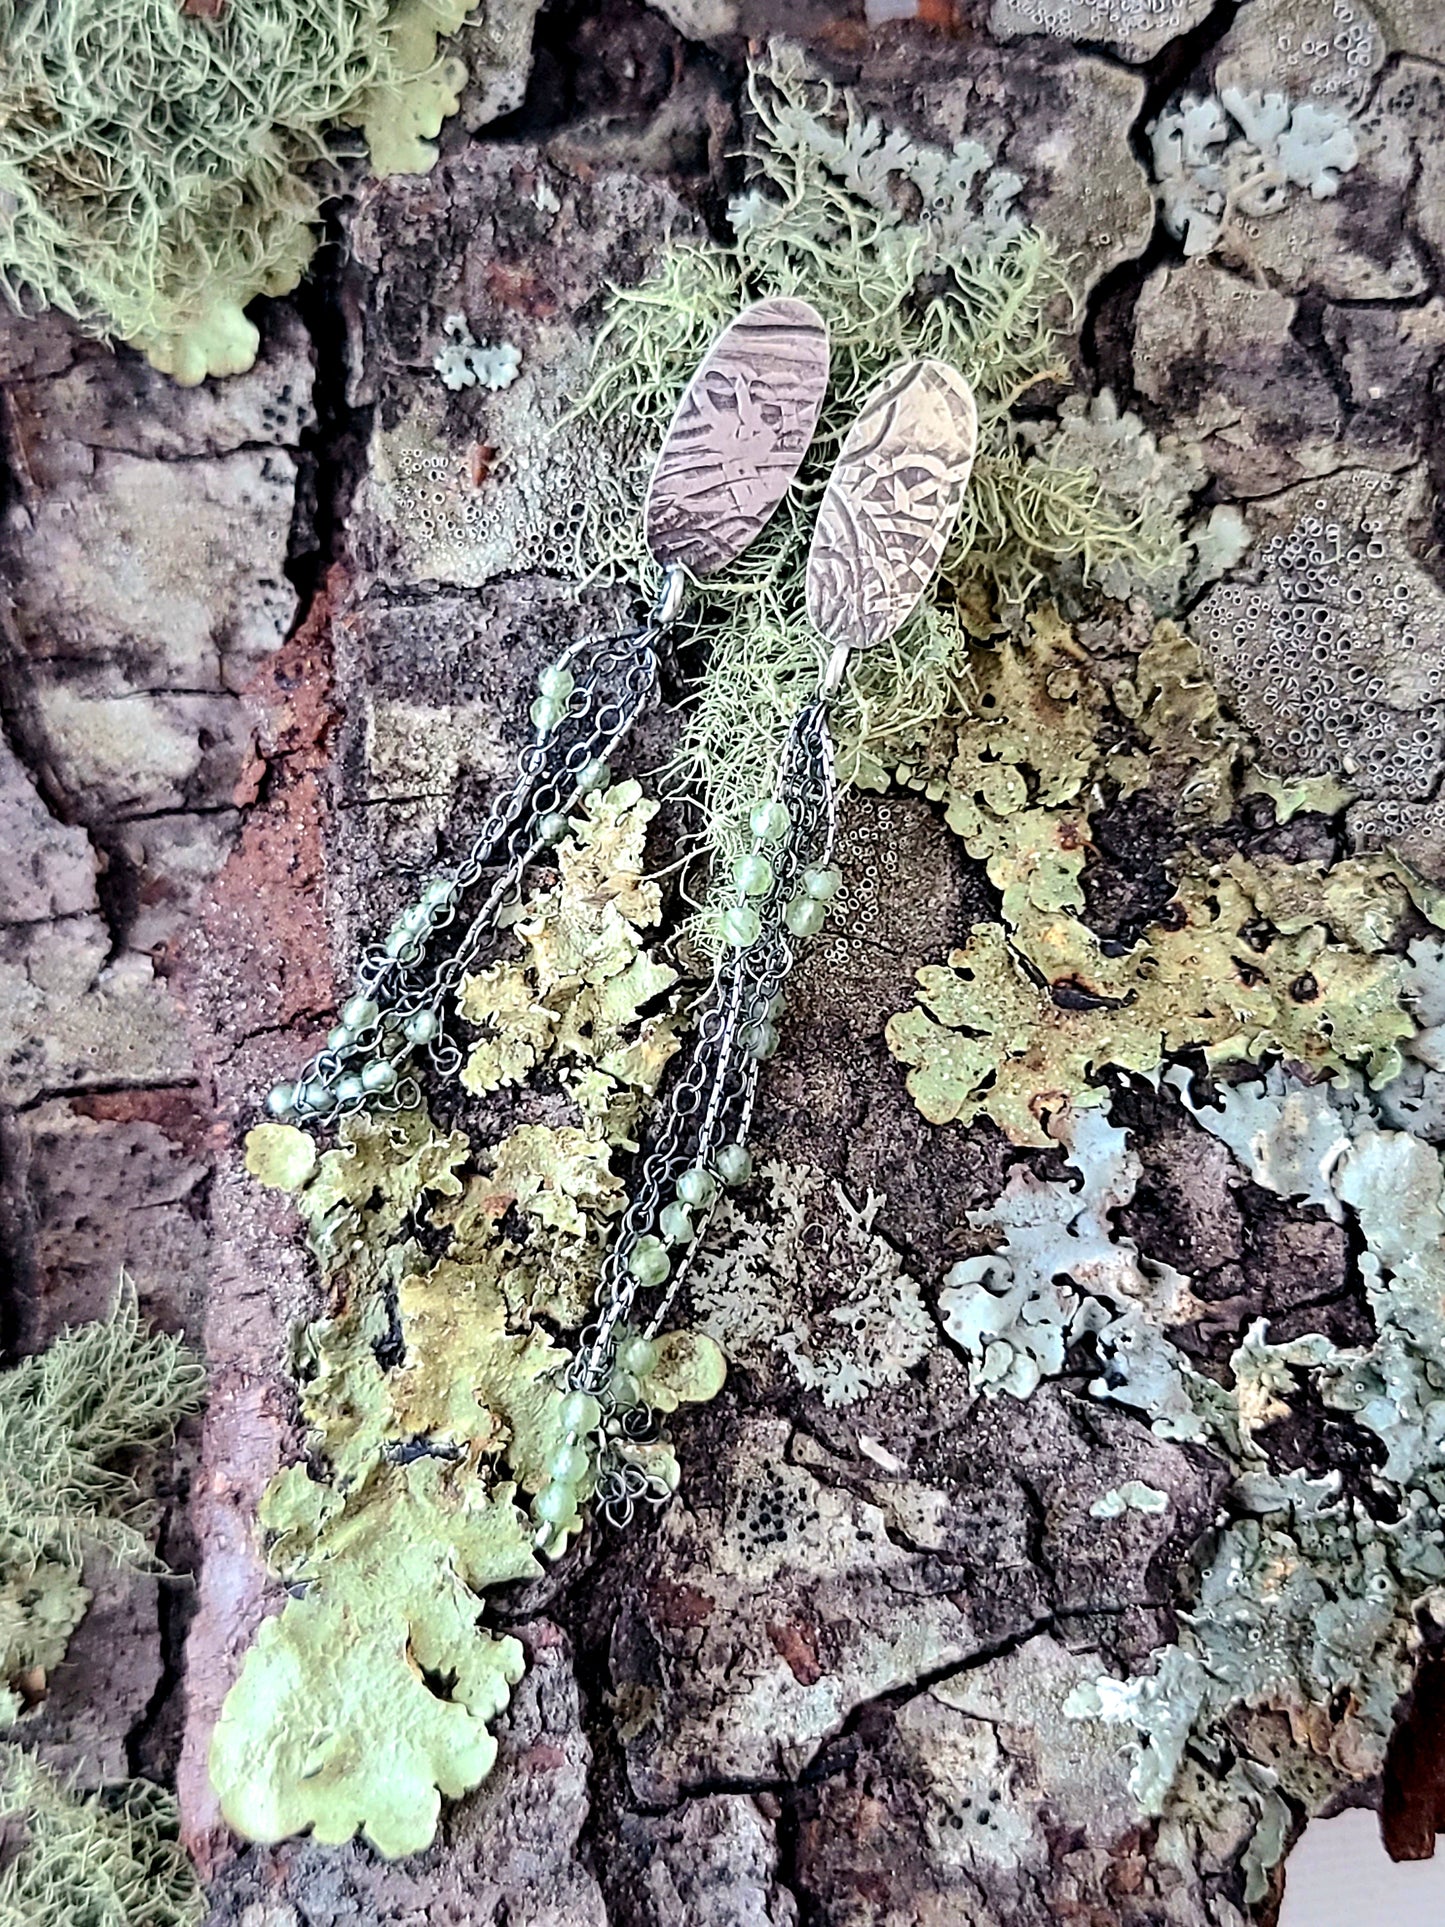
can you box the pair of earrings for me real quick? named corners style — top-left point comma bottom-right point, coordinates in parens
top-left (263, 297), bottom-right (980, 1543)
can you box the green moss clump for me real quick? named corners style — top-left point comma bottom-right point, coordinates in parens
top-left (0, 1289), bottom-right (205, 1714)
top-left (0, 0), bottom-right (473, 382)
top-left (0, 1750), bottom-right (202, 1927)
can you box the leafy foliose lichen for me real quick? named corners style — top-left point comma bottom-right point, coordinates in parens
top-left (213, 781), bottom-right (724, 1857)
top-left (688, 1159), bottom-right (934, 1408)
top-left (0, 0), bottom-right (474, 382)
top-left (882, 615), bottom-right (1415, 1145)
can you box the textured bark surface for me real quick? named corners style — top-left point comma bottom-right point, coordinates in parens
top-left (3, 2), bottom-right (1445, 1923)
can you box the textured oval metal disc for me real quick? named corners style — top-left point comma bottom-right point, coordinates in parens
top-left (644, 297), bottom-right (831, 577)
top-left (805, 359), bottom-right (979, 651)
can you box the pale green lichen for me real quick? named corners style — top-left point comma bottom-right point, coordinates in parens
top-left (0, 1291), bottom-right (205, 1712)
top-left (0, 1300), bottom-right (204, 1924)
top-left (1149, 89), bottom-right (1362, 260)
top-left (0, 1748), bottom-right (203, 1927)
top-left (433, 313), bottom-right (522, 392)
top-left (214, 781), bottom-right (724, 1857)
top-left (0, 0), bottom-right (474, 381)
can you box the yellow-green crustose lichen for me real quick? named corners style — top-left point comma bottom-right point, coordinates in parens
top-left (0, 0), bottom-right (473, 382)
top-left (213, 784), bottom-right (724, 1857)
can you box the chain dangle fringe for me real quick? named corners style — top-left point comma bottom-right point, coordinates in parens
top-left (264, 568), bottom-right (686, 1131)
top-left (536, 689), bottom-right (842, 1544)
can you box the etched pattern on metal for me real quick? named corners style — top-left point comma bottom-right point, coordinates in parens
top-left (805, 359), bottom-right (979, 650)
top-left (644, 296), bottom-right (831, 577)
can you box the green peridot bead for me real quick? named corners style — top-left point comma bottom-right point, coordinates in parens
top-left (560, 1391), bottom-right (601, 1434)
top-left (361, 1059), bottom-right (397, 1093)
top-left (534, 1481), bottom-right (576, 1525)
top-left (337, 1074), bottom-right (365, 1105)
top-left (785, 896), bottom-right (828, 940)
top-left (721, 904), bottom-right (761, 948)
top-left (677, 1167), bottom-right (716, 1208)
top-left (342, 994), bottom-right (379, 1032)
top-left (717, 1143), bottom-right (752, 1186)
top-left (538, 663), bottom-right (575, 700)
top-left (660, 1202), bottom-right (694, 1245)
top-left (734, 852), bottom-right (773, 896)
top-left (404, 1009), bottom-right (439, 1045)
top-left (803, 865), bottom-right (842, 901)
top-left (610, 1368), bottom-right (640, 1408)
top-left (618, 1333), bottom-right (659, 1377)
top-left (327, 1024), bottom-right (351, 1053)
top-left (549, 1441), bottom-right (589, 1484)
top-left (750, 799), bottom-right (790, 841)
top-left (538, 811), bottom-right (570, 845)
top-left (265, 1083), bottom-right (296, 1118)
top-left (749, 1021), bottom-right (780, 1062)
top-left (576, 756), bottom-right (610, 793)
top-left (628, 1237), bottom-right (670, 1287)
top-left (531, 695), bottom-right (563, 732)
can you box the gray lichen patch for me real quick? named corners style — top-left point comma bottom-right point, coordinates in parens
top-left (1191, 467), bottom-right (1445, 800)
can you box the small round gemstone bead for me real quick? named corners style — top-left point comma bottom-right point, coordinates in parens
top-left (423, 877), bottom-right (456, 910)
top-left (402, 905), bottom-right (432, 935)
top-left (549, 1441), bottom-right (590, 1484)
top-left (802, 865), bottom-right (842, 901)
top-left (534, 1482), bottom-right (576, 1525)
top-left (530, 695), bottom-right (563, 732)
top-left (750, 799), bottom-right (791, 841)
top-left (734, 852), bottom-right (773, 897)
top-left (677, 1167), bottom-right (716, 1208)
top-left (560, 1391), bottom-right (601, 1434)
top-left (660, 1202), bottom-right (694, 1245)
top-left (576, 756), bottom-right (610, 793)
top-left (749, 1021), bottom-right (780, 1062)
top-left (538, 664), bottom-right (575, 701)
top-left (265, 1083), bottom-right (296, 1119)
top-left (785, 896), bottom-right (828, 939)
top-left (717, 1143), bottom-right (753, 1186)
top-left (327, 1024), bottom-right (351, 1052)
top-left (384, 927), bottom-right (418, 960)
top-left (337, 1074), bottom-right (365, 1105)
top-left (341, 995), bottom-right (379, 1032)
top-left (361, 1060), bottom-right (398, 1093)
top-left (721, 904), bottom-right (761, 948)
top-left (628, 1237), bottom-right (670, 1287)
top-left (538, 811), bottom-right (570, 845)
top-left (618, 1333), bottom-right (659, 1377)
top-left (299, 1081), bottom-right (335, 1117)
top-left (609, 1369), bottom-right (640, 1409)
top-left (404, 1009), bottom-right (439, 1045)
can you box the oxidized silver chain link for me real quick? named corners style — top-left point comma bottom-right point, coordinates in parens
top-left (565, 691), bottom-right (842, 1529)
top-left (264, 569), bottom-right (686, 1128)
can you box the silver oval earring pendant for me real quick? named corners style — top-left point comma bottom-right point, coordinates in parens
top-left (645, 296), bottom-right (831, 578)
top-left (805, 358), bottom-right (979, 654)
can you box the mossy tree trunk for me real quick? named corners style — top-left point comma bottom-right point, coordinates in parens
top-left (3, 4), bottom-right (1445, 1925)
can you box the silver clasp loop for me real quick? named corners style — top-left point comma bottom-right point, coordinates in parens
top-left (821, 640), bottom-right (851, 698)
top-left (651, 565), bottom-right (687, 630)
